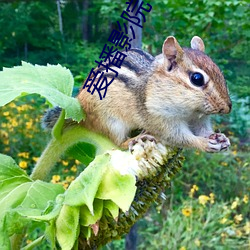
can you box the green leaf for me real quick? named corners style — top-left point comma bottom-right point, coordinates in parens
top-left (96, 167), bottom-right (136, 212)
top-left (0, 154), bottom-right (30, 181)
top-left (56, 205), bottom-right (80, 250)
top-left (79, 199), bottom-right (103, 226)
top-left (3, 210), bottom-right (31, 237)
top-left (45, 221), bottom-right (56, 249)
top-left (0, 182), bottom-right (32, 218)
top-left (0, 176), bottom-right (32, 201)
top-left (26, 197), bottom-right (63, 222)
top-left (65, 142), bottom-right (96, 165)
top-left (0, 62), bottom-right (85, 122)
top-left (0, 231), bottom-right (10, 250)
top-left (20, 181), bottom-right (64, 213)
top-left (80, 226), bottom-right (92, 240)
top-left (0, 154), bottom-right (65, 244)
top-left (52, 108), bottom-right (65, 139)
top-left (103, 200), bottom-right (119, 219)
top-left (64, 154), bottom-right (111, 213)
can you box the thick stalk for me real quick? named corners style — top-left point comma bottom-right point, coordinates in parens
top-left (30, 126), bottom-right (117, 181)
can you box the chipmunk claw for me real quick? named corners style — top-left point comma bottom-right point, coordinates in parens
top-left (207, 133), bottom-right (230, 152)
top-left (128, 134), bottom-right (156, 152)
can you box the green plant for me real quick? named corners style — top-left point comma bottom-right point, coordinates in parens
top-left (137, 193), bottom-right (249, 250)
top-left (0, 62), bottom-right (182, 249)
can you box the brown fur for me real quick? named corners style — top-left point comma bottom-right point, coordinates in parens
top-left (76, 36), bottom-right (231, 152)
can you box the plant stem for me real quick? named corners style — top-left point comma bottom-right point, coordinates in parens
top-left (10, 232), bottom-right (25, 250)
top-left (30, 126), bottom-right (118, 181)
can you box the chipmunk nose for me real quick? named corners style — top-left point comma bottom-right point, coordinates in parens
top-left (219, 101), bottom-right (232, 114)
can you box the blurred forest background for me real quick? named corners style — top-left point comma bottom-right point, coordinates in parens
top-left (0, 0), bottom-right (249, 249)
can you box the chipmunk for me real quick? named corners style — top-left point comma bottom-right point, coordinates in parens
top-left (43, 36), bottom-right (232, 153)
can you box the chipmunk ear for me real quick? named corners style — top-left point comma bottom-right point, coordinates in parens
top-left (162, 36), bottom-right (184, 64)
top-left (191, 36), bottom-right (205, 52)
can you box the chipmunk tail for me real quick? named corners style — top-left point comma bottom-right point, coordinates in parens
top-left (41, 106), bottom-right (62, 130)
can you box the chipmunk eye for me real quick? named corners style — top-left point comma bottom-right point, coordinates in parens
top-left (190, 72), bottom-right (204, 87)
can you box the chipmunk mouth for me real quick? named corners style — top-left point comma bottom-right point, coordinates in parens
top-left (204, 100), bottom-right (232, 115)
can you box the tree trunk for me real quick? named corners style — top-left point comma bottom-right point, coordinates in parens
top-left (125, 224), bottom-right (137, 250)
top-left (128, 0), bottom-right (142, 49)
top-left (82, 0), bottom-right (89, 41)
top-left (56, 0), bottom-right (63, 36)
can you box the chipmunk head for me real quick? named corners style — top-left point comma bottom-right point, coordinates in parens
top-left (153, 36), bottom-right (232, 116)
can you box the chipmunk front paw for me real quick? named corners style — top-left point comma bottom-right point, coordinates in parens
top-left (206, 133), bottom-right (230, 152)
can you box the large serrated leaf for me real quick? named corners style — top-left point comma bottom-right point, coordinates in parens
top-left (96, 167), bottom-right (136, 212)
top-left (0, 154), bottom-right (30, 181)
top-left (0, 154), bottom-right (65, 247)
top-left (56, 205), bottom-right (80, 250)
top-left (0, 182), bottom-right (33, 217)
top-left (0, 176), bottom-right (31, 201)
top-left (64, 154), bottom-right (111, 213)
top-left (79, 199), bottom-right (103, 227)
top-left (0, 62), bottom-right (85, 121)
top-left (20, 181), bottom-right (64, 213)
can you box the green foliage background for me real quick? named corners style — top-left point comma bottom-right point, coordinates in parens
top-left (0, 0), bottom-right (249, 249)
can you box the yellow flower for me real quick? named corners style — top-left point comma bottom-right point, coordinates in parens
top-left (66, 176), bottom-right (75, 182)
top-left (234, 214), bottom-right (243, 224)
top-left (3, 111), bottom-right (9, 116)
top-left (244, 221), bottom-right (250, 234)
top-left (3, 138), bottom-right (9, 145)
top-left (198, 195), bottom-right (210, 206)
top-left (9, 102), bottom-right (16, 108)
top-left (220, 218), bottom-right (228, 224)
top-left (51, 175), bottom-right (61, 183)
top-left (0, 130), bottom-right (8, 138)
top-left (26, 121), bottom-right (33, 129)
top-left (18, 152), bottom-right (29, 158)
top-left (231, 198), bottom-right (240, 209)
top-left (11, 120), bottom-right (18, 127)
top-left (179, 247), bottom-right (186, 250)
top-left (63, 182), bottom-right (69, 189)
top-left (232, 150), bottom-right (237, 156)
top-left (32, 157), bottom-right (39, 162)
top-left (75, 159), bottom-right (81, 165)
top-left (221, 162), bottom-right (228, 167)
top-left (194, 238), bottom-right (201, 247)
top-left (17, 105), bottom-right (30, 112)
top-left (209, 193), bottom-right (215, 204)
top-left (182, 207), bottom-right (192, 217)
top-left (70, 165), bottom-right (77, 172)
top-left (19, 161), bottom-right (28, 169)
top-left (62, 160), bottom-right (69, 166)
top-left (243, 195), bottom-right (248, 204)
top-left (189, 184), bottom-right (199, 197)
